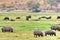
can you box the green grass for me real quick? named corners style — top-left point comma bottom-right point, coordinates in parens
top-left (0, 12), bottom-right (60, 40)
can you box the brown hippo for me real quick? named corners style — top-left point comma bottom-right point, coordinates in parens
top-left (34, 29), bottom-right (43, 37)
top-left (45, 30), bottom-right (56, 36)
top-left (1, 26), bottom-right (13, 32)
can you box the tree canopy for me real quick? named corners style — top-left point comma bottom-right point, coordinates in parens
top-left (45, 0), bottom-right (60, 6)
top-left (27, 1), bottom-right (40, 11)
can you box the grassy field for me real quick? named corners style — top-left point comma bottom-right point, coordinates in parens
top-left (0, 12), bottom-right (60, 40)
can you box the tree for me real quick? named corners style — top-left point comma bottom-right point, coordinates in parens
top-left (1, 3), bottom-right (6, 11)
top-left (45, 0), bottom-right (58, 10)
top-left (45, 0), bottom-right (60, 13)
top-left (27, 1), bottom-right (40, 12)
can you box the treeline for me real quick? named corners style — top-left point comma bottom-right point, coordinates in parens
top-left (0, 0), bottom-right (60, 12)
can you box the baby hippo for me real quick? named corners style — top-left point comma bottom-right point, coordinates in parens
top-left (45, 30), bottom-right (56, 36)
top-left (34, 29), bottom-right (43, 37)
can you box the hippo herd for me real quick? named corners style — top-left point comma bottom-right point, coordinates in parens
top-left (3, 16), bottom-right (60, 21)
top-left (38, 16), bottom-right (51, 19)
top-left (3, 17), bottom-right (20, 21)
top-left (2, 16), bottom-right (60, 38)
top-left (34, 30), bottom-right (56, 37)
top-left (0, 25), bottom-right (60, 38)
top-left (34, 25), bottom-right (60, 37)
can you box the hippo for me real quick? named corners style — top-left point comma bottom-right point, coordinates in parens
top-left (46, 16), bottom-right (51, 19)
top-left (45, 30), bottom-right (56, 36)
top-left (10, 19), bottom-right (15, 21)
top-left (3, 17), bottom-right (9, 21)
top-left (16, 17), bottom-right (20, 19)
top-left (34, 29), bottom-right (43, 37)
top-left (41, 16), bottom-right (47, 18)
top-left (57, 27), bottom-right (60, 31)
top-left (1, 26), bottom-right (13, 32)
top-left (38, 17), bottom-right (41, 19)
top-left (51, 25), bottom-right (59, 31)
top-left (26, 15), bottom-right (31, 21)
top-left (57, 16), bottom-right (60, 19)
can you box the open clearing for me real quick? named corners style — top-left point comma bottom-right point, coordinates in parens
top-left (0, 12), bottom-right (60, 40)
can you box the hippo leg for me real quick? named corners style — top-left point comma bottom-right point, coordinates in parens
top-left (34, 35), bottom-right (37, 37)
top-left (41, 34), bottom-right (43, 37)
top-left (3, 30), bottom-right (6, 32)
top-left (54, 33), bottom-right (56, 36)
top-left (38, 34), bottom-right (40, 37)
top-left (50, 34), bottom-right (53, 36)
top-left (53, 29), bottom-right (56, 31)
top-left (45, 34), bottom-right (47, 36)
top-left (11, 30), bottom-right (13, 32)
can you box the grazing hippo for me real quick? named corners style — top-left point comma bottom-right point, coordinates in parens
top-left (46, 16), bottom-right (51, 19)
top-left (26, 15), bottom-right (31, 21)
top-left (3, 17), bottom-right (9, 21)
top-left (41, 16), bottom-right (46, 18)
top-left (10, 19), bottom-right (15, 21)
top-left (57, 27), bottom-right (60, 31)
top-left (51, 25), bottom-right (59, 31)
top-left (57, 16), bottom-right (60, 19)
top-left (2, 26), bottom-right (13, 32)
top-left (45, 30), bottom-right (56, 36)
top-left (16, 17), bottom-right (20, 19)
top-left (34, 29), bottom-right (43, 37)
top-left (38, 17), bottom-right (41, 19)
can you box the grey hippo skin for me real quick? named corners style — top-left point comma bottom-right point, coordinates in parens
top-left (51, 25), bottom-right (59, 31)
top-left (45, 30), bottom-right (56, 36)
top-left (1, 26), bottom-right (13, 32)
top-left (34, 29), bottom-right (43, 37)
